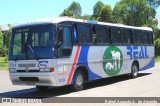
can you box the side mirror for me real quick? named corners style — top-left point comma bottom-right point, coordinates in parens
top-left (56, 40), bottom-right (63, 48)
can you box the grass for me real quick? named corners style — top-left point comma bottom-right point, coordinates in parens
top-left (155, 55), bottom-right (160, 63)
top-left (0, 57), bottom-right (8, 71)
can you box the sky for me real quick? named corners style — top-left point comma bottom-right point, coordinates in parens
top-left (0, 0), bottom-right (160, 25)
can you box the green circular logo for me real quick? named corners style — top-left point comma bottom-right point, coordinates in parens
top-left (102, 46), bottom-right (123, 76)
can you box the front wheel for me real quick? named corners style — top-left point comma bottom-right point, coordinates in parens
top-left (130, 63), bottom-right (139, 78)
top-left (71, 70), bottom-right (85, 91)
top-left (36, 86), bottom-right (49, 91)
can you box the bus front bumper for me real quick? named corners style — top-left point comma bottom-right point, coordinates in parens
top-left (9, 72), bottom-right (58, 86)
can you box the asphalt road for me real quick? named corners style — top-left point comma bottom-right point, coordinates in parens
top-left (0, 62), bottom-right (160, 106)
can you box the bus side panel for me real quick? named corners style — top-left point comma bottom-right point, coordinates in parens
top-left (100, 46), bottom-right (133, 78)
top-left (87, 46), bottom-right (103, 78)
top-left (138, 46), bottom-right (155, 71)
top-left (56, 46), bottom-right (79, 86)
top-left (75, 46), bottom-right (102, 82)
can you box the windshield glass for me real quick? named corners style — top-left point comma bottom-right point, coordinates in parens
top-left (9, 24), bottom-right (56, 60)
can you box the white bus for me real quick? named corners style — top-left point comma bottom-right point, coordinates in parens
top-left (9, 17), bottom-right (155, 91)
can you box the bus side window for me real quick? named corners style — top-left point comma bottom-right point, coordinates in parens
top-left (133, 30), bottom-right (143, 45)
top-left (111, 27), bottom-right (121, 44)
top-left (73, 27), bottom-right (78, 43)
top-left (149, 32), bottom-right (154, 45)
top-left (139, 31), bottom-right (143, 44)
top-left (57, 26), bottom-right (72, 58)
top-left (143, 31), bottom-right (149, 45)
top-left (76, 24), bottom-right (92, 44)
top-left (92, 26), bottom-right (97, 43)
top-left (95, 25), bottom-right (109, 44)
top-left (121, 28), bottom-right (131, 45)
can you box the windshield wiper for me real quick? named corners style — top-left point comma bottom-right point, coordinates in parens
top-left (27, 44), bottom-right (39, 60)
top-left (14, 50), bottom-right (22, 61)
top-left (14, 45), bottom-right (28, 61)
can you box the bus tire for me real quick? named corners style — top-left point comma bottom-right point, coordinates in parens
top-left (131, 63), bottom-right (139, 78)
top-left (36, 86), bottom-right (49, 91)
top-left (72, 70), bottom-right (85, 91)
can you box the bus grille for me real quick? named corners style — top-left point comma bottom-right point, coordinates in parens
top-left (17, 70), bottom-right (40, 72)
top-left (18, 63), bottom-right (36, 67)
top-left (19, 77), bottom-right (39, 81)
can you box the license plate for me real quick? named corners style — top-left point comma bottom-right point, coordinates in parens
top-left (26, 82), bottom-right (35, 85)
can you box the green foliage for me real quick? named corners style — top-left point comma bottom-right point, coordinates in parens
top-left (113, 0), bottom-right (158, 38)
top-left (60, 9), bottom-right (73, 16)
top-left (81, 14), bottom-right (92, 20)
top-left (0, 57), bottom-right (8, 71)
top-left (145, 0), bottom-right (160, 9)
top-left (0, 24), bottom-right (11, 57)
top-left (113, 0), bottom-right (158, 39)
top-left (60, 1), bottom-right (82, 17)
top-left (113, 0), bottom-right (154, 26)
top-left (155, 38), bottom-right (160, 56)
top-left (68, 1), bottom-right (82, 16)
top-left (155, 55), bottom-right (160, 62)
top-left (99, 5), bottom-right (113, 22)
top-left (93, 1), bottom-right (104, 18)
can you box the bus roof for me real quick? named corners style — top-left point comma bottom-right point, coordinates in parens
top-left (13, 17), bottom-right (152, 31)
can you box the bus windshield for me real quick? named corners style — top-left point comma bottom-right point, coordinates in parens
top-left (9, 24), bottom-right (56, 60)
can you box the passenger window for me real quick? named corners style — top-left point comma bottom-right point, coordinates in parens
top-left (143, 31), bottom-right (149, 44)
top-left (57, 26), bottom-right (72, 58)
top-left (111, 27), bottom-right (121, 44)
top-left (121, 29), bottom-right (131, 44)
top-left (95, 26), bottom-right (109, 43)
top-left (76, 24), bottom-right (92, 43)
top-left (149, 32), bottom-right (153, 44)
top-left (133, 30), bottom-right (143, 44)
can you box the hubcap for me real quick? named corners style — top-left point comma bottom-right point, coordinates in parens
top-left (75, 73), bottom-right (83, 87)
top-left (133, 65), bottom-right (138, 76)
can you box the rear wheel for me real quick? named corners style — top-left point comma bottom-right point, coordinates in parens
top-left (72, 70), bottom-right (85, 91)
top-left (131, 63), bottom-right (139, 78)
top-left (36, 86), bottom-right (49, 91)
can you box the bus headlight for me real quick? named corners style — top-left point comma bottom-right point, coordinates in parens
top-left (9, 68), bottom-right (16, 73)
top-left (40, 68), bottom-right (54, 72)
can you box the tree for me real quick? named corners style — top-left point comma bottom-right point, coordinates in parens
top-left (60, 1), bottom-right (82, 17)
top-left (93, 1), bottom-right (104, 18)
top-left (81, 14), bottom-right (92, 20)
top-left (0, 30), bottom-right (4, 56)
top-left (60, 9), bottom-right (73, 16)
top-left (99, 5), bottom-right (113, 22)
top-left (113, 0), bottom-right (156, 26)
top-left (113, 0), bottom-right (158, 41)
top-left (155, 38), bottom-right (160, 55)
top-left (68, 1), bottom-right (82, 17)
top-left (144, 0), bottom-right (160, 9)
top-left (0, 24), bottom-right (12, 57)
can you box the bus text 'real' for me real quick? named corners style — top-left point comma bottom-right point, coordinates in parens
top-left (127, 46), bottom-right (149, 60)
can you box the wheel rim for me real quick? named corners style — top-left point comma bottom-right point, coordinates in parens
top-left (133, 65), bottom-right (138, 76)
top-left (75, 73), bottom-right (83, 87)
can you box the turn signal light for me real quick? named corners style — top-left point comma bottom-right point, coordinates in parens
top-left (49, 67), bottom-right (54, 72)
